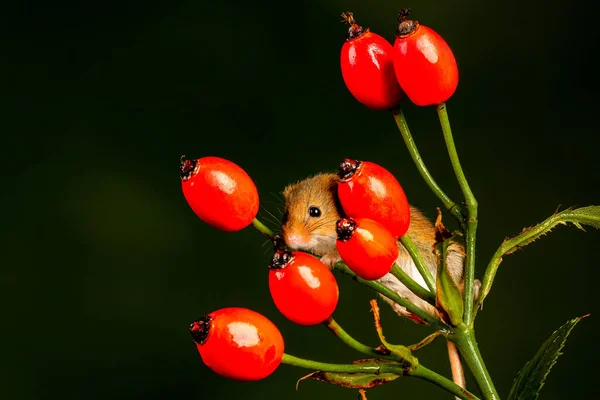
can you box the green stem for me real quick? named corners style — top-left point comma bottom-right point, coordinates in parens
top-left (334, 262), bottom-right (450, 332)
top-left (323, 317), bottom-right (393, 360)
top-left (409, 364), bottom-right (480, 400)
top-left (282, 353), bottom-right (480, 400)
top-left (281, 353), bottom-right (397, 374)
top-left (399, 235), bottom-right (437, 294)
top-left (451, 328), bottom-right (499, 400)
top-left (392, 107), bottom-right (465, 224)
top-left (389, 263), bottom-right (436, 305)
top-left (436, 103), bottom-right (478, 327)
top-left (251, 218), bottom-right (274, 239)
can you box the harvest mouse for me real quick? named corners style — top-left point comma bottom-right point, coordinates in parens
top-left (281, 172), bottom-right (479, 321)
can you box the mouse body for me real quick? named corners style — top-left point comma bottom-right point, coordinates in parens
top-left (281, 172), bottom-right (475, 321)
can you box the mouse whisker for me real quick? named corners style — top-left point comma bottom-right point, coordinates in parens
top-left (308, 218), bottom-right (339, 233)
top-left (301, 217), bottom-right (310, 231)
top-left (261, 208), bottom-right (282, 225)
top-left (258, 214), bottom-right (279, 227)
top-left (260, 202), bottom-right (284, 217)
top-left (269, 192), bottom-right (283, 202)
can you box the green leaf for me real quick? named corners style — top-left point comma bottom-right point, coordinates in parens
top-left (297, 371), bottom-right (401, 389)
top-left (296, 358), bottom-right (407, 390)
top-left (507, 315), bottom-right (588, 400)
top-left (435, 240), bottom-right (464, 326)
top-left (408, 332), bottom-right (441, 351)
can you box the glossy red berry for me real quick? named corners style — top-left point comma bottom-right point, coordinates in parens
top-left (336, 217), bottom-right (399, 280)
top-left (340, 12), bottom-right (403, 110)
top-left (392, 9), bottom-right (458, 106)
top-left (180, 156), bottom-right (259, 232)
top-left (269, 251), bottom-right (339, 325)
top-left (337, 159), bottom-right (410, 238)
top-left (189, 308), bottom-right (284, 381)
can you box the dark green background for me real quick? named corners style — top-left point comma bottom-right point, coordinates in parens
top-left (3, 0), bottom-right (599, 398)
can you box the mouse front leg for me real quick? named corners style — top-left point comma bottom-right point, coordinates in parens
top-left (320, 251), bottom-right (342, 268)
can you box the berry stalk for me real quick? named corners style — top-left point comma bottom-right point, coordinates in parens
top-left (333, 262), bottom-right (449, 331)
top-left (391, 107), bottom-right (465, 225)
top-left (389, 262), bottom-right (436, 305)
top-left (435, 103), bottom-right (478, 327)
top-left (251, 217), bottom-right (275, 239)
top-left (399, 235), bottom-right (437, 294)
top-left (323, 317), bottom-right (395, 360)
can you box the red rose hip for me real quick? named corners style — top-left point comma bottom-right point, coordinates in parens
top-left (269, 251), bottom-right (339, 326)
top-left (340, 12), bottom-right (403, 110)
top-left (180, 156), bottom-right (259, 232)
top-left (392, 9), bottom-right (458, 106)
top-left (189, 308), bottom-right (284, 381)
top-left (336, 217), bottom-right (399, 280)
top-left (337, 159), bottom-right (410, 238)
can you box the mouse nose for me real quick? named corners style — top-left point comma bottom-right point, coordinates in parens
top-left (283, 231), bottom-right (310, 250)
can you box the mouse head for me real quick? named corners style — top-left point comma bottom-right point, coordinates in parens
top-left (281, 173), bottom-right (344, 257)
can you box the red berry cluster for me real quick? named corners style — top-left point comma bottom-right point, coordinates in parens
top-left (340, 9), bottom-right (458, 108)
top-left (180, 153), bottom-right (410, 380)
top-left (336, 159), bottom-right (409, 280)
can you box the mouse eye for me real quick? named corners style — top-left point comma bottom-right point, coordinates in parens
top-left (308, 206), bottom-right (321, 218)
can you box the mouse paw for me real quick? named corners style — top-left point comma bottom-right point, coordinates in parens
top-left (473, 278), bottom-right (482, 299)
top-left (320, 253), bottom-right (341, 268)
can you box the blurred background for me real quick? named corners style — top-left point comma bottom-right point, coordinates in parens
top-left (2, 0), bottom-right (599, 398)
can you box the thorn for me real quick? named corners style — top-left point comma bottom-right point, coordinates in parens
top-left (296, 371), bottom-right (318, 390)
top-left (358, 389), bottom-right (368, 400)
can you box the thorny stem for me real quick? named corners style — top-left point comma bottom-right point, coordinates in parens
top-left (475, 206), bottom-right (600, 314)
top-left (251, 218), bottom-right (274, 239)
top-left (334, 262), bottom-right (450, 332)
top-left (392, 106), bottom-right (465, 225)
top-left (323, 317), bottom-right (394, 360)
top-left (436, 103), bottom-right (478, 327)
top-left (434, 104), bottom-right (498, 399)
top-left (399, 235), bottom-right (437, 294)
